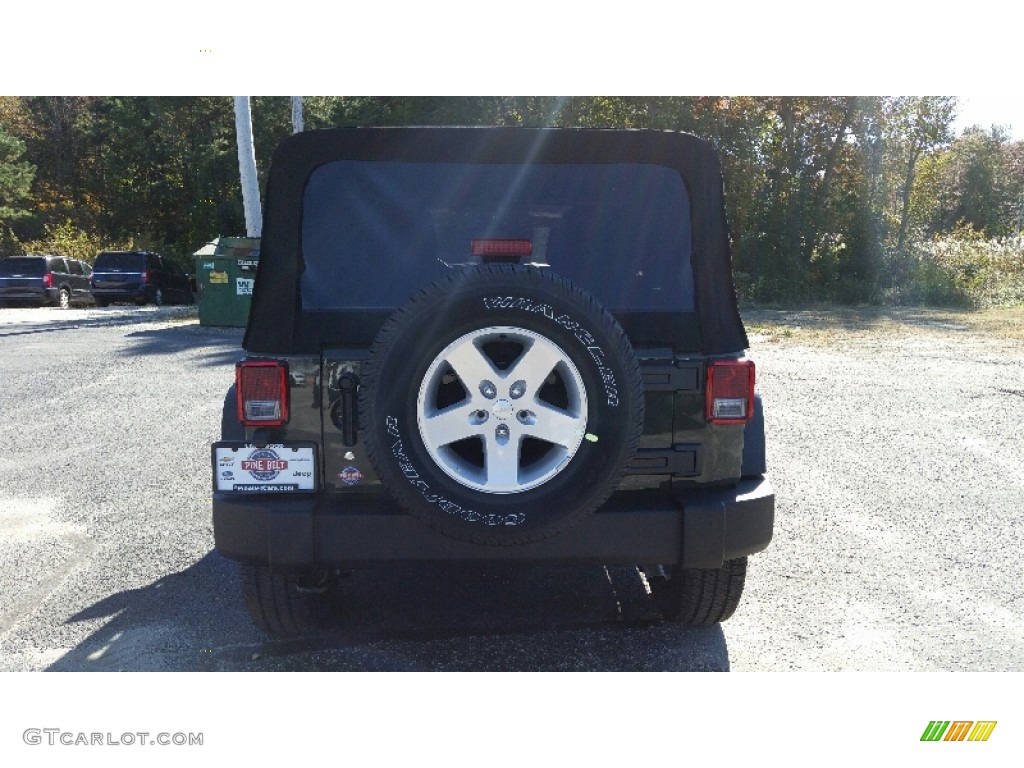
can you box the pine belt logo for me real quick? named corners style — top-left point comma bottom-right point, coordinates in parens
top-left (920, 721), bottom-right (997, 742)
top-left (241, 448), bottom-right (288, 481)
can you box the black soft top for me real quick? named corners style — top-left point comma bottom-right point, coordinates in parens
top-left (244, 127), bottom-right (747, 355)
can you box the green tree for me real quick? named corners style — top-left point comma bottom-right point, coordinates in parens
top-left (17, 97), bottom-right (98, 232)
top-left (92, 97), bottom-right (244, 257)
top-left (944, 127), bottom-right (1014, 236)
top-left (0, 126), bottom-right (35, 231)
top-left (706, 97), bottom-right (872, 300)
top-left (912, 127), bottom-right (1024, 238)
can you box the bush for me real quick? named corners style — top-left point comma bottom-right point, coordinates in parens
top-left (886, 232), bottom-right (1024, 308)
top-left (18, 220), bottom-right (133, 264)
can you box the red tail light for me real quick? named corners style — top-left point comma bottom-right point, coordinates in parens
top-left (706, 359), bottom-right (755, 424)
top-left (141, 270), bottom-right (151, 284)
top-left (236, 361), bottom-right (289, 426)
top-left (42, 273), bottom-right (53, 288)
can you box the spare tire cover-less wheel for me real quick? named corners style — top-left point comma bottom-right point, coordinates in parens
top-left (360, 265), bottom-right (644, 546)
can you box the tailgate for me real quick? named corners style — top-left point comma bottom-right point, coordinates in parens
top-left (92, 271), bottom-right (143, 289)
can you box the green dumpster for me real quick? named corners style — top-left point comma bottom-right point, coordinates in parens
top-left (194, 237), bottom-right (260, 327)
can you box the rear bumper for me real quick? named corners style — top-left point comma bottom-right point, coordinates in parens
top-left (91, 286), bottom-right (148, 301)
top-left (213, 475), bottom-right (774, 571)
top-left (0, 287), bottom-right (53, 305)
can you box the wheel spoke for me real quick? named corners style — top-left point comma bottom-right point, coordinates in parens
top-left (523, 403), bottom-right (585, 448)
top-left (444, 339), bottom-right (499, 388)
top-left (483, 436), bottom-right (520, 488)
top-left (507, 338), bottom-right (563, 394)
top-left (420, 406), bottom-right (481, 447)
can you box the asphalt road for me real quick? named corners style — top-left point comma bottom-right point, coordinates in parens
top-left (1, 305), bottom-right (1022, 671)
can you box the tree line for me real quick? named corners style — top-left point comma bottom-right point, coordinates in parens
top-left (1, 96), bottom-right (1022, 305)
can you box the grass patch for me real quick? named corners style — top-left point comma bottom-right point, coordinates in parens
top-left (743, 305), bottom-right (1024, 344)
top-left (938, 306), bottom-right (1024, 341)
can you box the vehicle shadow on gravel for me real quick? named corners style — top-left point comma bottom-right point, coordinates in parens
top-left (46, 553), bottom-right (731, 672)
top-left (0, 315), bottom-right (183, 340)
top-left (0, 306), bottom-right (199, 336)
top-left (120, 324), bottom-right (243, 364)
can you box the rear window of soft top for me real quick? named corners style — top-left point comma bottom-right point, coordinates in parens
top-left (300, 161), bottom-right (695, 313)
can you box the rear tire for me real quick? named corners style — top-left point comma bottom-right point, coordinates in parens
top-left (645, 557), bottom-right (748, 625)
top-left (360, 265), bottom-right (644, 546)
top-left (221, 385), bottom-right (244, 441)
top-left (239, 564), bottom-right (331, 639)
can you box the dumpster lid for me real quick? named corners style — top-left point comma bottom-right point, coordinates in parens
top-left (193, 236), bottom-right (261, 259)
top-left (215, 237), bottom-right (260, 259)
top-left (193, 240), bottom-right (218, 257)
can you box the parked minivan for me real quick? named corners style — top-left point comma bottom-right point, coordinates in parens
top-left (90, 250), bottom-right (194, 307)
top-left (0, 255), bottom-right (94, 308)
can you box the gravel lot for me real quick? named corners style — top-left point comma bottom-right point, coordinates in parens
top-left (1, 305), bottom-right (1022, 671)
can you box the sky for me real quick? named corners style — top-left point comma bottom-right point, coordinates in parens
top-left (3, 6), bottom-right (1022, 145)
top-left (4, 7), bottom-right (1021, 111)
top-left (954, 96), bottom-right (1022, 139)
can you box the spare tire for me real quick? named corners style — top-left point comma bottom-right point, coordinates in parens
top-left (360, 264), bottom-right (644, 545)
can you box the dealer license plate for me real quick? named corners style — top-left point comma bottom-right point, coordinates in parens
top-left (213, 443), bottom-right (317, 493)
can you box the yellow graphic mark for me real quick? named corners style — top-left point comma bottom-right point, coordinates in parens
top-left (967, 721), bottom-right (997, 742)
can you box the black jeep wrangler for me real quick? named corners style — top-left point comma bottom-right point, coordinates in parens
top-left (212, 127), bottom-right (774, 638)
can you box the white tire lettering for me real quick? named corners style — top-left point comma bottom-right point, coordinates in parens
top-left (485, 296), bottom-right (621, 407)
top-left (385, 416), bottom-right (525, 527)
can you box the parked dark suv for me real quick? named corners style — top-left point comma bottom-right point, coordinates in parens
top-left (90, 250), bottom-right (194, 306)
top-left (0, 255), bottom-right (94, 308)
top-left (213, 127), bottom-right (775, 638)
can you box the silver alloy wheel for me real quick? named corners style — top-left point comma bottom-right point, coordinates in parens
top-left (154, 288), bottom-right (163, 306)
top-left (416, 326), bottom-right (588, 494)
top-left (58, 288), bottom-right (70, 309)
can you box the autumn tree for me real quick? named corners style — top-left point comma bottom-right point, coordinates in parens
top-left (881, 96), bottom-right (956, 253)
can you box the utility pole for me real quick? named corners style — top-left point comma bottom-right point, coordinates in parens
top-left (234, 96), bottom-right (262, 238)
top-left (291, 96), bottom-right (304, 134)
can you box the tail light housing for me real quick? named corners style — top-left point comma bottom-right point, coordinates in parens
top-left (141, 269), bottom-right (151, 284)
top-left (236, 361), bottom-right (289, 426)
top-left (706, 359), bottom-right (755, 424)
top-left (42, 273), bottom-right (53, 288)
